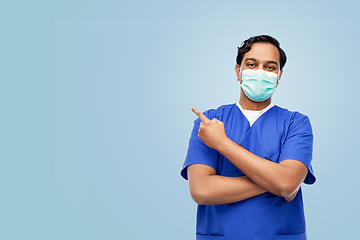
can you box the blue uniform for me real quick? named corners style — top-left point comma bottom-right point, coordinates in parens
top-left (181, 103), bottom-right (315, 240)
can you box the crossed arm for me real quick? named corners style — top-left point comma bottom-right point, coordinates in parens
top-left (187, 107), bottom-right (308, 205)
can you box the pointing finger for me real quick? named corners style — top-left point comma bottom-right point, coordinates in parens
top-left (191, 107), bottom-right (210, 123)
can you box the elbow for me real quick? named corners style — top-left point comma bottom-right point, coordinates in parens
top-left (190, 188), bottom-right (210, 205)
top-left (279, 189), bottom-right (294, 199)
top-left (277, 181), bottom-right (299, 198)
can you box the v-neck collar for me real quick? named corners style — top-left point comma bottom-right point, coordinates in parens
top-left (236, 102), bottom-right (275, 127)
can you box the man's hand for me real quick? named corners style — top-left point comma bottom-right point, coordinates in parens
top-left (191, 107), bottom-right (229, 150)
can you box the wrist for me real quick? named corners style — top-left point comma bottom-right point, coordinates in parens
top-left (216, 136), bottom-right (233, 153)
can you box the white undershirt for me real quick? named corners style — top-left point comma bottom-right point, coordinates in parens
top-left (236, 102), bottom-right (275, 127)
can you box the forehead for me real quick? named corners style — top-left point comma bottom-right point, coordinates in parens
top-left (242, 43), bottom-right (280, 63)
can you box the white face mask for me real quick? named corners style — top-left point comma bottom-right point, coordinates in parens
top-left (241, 69), bottom-right (278, 102)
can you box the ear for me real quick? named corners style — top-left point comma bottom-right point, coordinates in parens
top-left (235, 64), bottom-right (241, 81)
top-left (276, 69), bottom-right (283, 87)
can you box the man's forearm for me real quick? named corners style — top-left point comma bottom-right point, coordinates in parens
top-left (188, 165), bottom-right (266, 205)
top-left (198, 175), bottom-right (266, 205)
top-left (216, 138), bottom-right (305, 198)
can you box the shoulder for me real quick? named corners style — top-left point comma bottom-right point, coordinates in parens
top-left (275, 105), bottom-right (311, 122)
top-left (275, 106), bottom-right (312, 132)
top-left (194, 103), bottom-right (237, 125)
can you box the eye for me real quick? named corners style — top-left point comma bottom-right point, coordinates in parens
top-left (266, 66), bottom-right (276, 70)
top-left (247, 62), bottom-right (256, 67)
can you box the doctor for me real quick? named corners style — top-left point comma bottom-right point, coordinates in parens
top-left (181, 35), bottom-right (315, 240)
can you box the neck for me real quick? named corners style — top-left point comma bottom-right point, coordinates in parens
top-left (239, 90), bottom-right (272, 111)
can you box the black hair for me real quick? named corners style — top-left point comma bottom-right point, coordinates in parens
top-left (236, 35), bottom-right (287, 70)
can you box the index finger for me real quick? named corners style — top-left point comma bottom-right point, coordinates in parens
top-left (191, 107), bottom-right (210, 123)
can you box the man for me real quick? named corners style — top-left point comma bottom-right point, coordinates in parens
top-left (181, 35), bottom-right (315, 240)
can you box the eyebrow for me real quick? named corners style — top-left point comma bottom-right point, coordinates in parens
top-left (245, 58), bottom-right (278, 67)
top-left (266, 61), bottom-right (278, 67)
top-left (244, 58), bottom-right (257, 62)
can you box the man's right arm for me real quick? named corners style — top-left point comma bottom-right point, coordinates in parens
top-left (187, 164), bottom-right (266, 205)
top-left (188, 164), bottom-right (298, 205)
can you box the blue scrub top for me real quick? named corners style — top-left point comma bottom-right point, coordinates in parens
top-left (181, 103), bottom-right (315, 240)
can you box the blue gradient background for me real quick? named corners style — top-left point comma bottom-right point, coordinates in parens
top-left (1, 0), bottom-right (359, 239)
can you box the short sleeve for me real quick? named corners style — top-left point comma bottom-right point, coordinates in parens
top-left (180, 111), bottom-right (219, 180)
top-left (278, 113), bottom-right (316, 184)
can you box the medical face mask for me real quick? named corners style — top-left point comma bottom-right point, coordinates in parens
top-left (240, 69), bottom-right (278, 102)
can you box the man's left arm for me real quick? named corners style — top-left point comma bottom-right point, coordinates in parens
top-left (191, 107), bottom-right (308, 199)
top-left (217, 140), bottom-right (307, 198)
